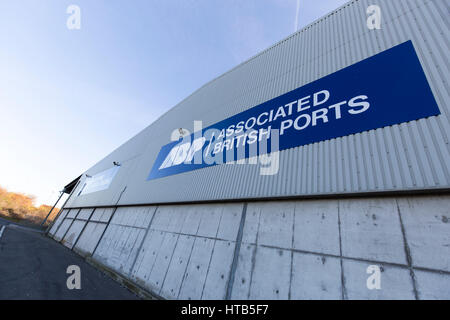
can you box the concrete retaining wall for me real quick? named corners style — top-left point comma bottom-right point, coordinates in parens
top-left (48, 194), bottom-right (450, 299)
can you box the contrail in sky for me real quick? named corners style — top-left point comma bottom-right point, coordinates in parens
top-left (294, 0), bottom-right (300, 31)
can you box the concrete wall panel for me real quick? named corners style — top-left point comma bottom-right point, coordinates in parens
top-left (248, 247), bottom-right (291, 300)
top-left (53, 219), bottom-right (73, 242)
top-left (93, 225), bottom-right (145, 274)
top-left (66, 209), bottom-right (78, 219)
top-left (159, 235), bottom-right (196, 299)
top-left (291, 253), bottom-right (342, 300)
top-left (91, 208), bottom-right (114, 222)
top-left (62, 220), bottom-right (87, 249)
top-left (230, 244), bottom-right (255, 299)
top-left (51, 194), bottom-right (450, 300)
top-left (48, 209), bottom-right (69, 237)
top-left (254, 202), bottom-right (295, 249)
top-left (197, 205), bottom-right (223, 239)
top-left (74, 222), bottom-right (107, 256)
top-left (293, 200), bottom-right (340, 255)
top-left (201, 240), bottom-right (235, 300)
top-left (144, 232), bottom-right (179, 293)
top-left (415, 270), bottom-right (450, 300)
top-left (216, 204), bottom-right (243, 241)
top-left (178, 238), bottom-right (215, 300)
top-left (131, 230), bottom-right (166, 284)
top-left (77, 208), bottom-right (93, 220)
top-left (397, 195), bottom-right (450, 271)
top-left (340, 198), bottom-right (406, 264)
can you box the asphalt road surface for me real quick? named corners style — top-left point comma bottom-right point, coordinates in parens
top-left (0, 217), bottom-right (139, 300)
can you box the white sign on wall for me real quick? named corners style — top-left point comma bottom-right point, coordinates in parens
top-left (78, 166), bottom-right (120, 196)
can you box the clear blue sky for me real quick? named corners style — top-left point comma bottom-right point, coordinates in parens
top-left (0, 0), bottom-right (348, 205)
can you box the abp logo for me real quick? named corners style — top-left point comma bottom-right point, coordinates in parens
top-left (159, 137), bottom-right (206, 169)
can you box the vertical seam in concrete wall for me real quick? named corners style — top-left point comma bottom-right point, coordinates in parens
top-left (60, 208), bottom-right (81, 244)
top-left (288, 202), bottom-right (297, 300)
top-left (247, 205), bottom-right (262, 299)
top-left (143, 208), bottom-right (180, 284)
top-left (200, 206), bottom-right (226, 299)
top-left (91, 186), bottom-right (127, 257)
top-left (337, 200), bottom-right (347, 300)
top-left (129, 206), bottom-right (159, 275)
top-left (72, 208), bottom-right (96, 250)
top-left (92, 207), bottom-right (117, 257)
top-left (177, 215), bottom-right (204, 299)
top-left (396, 198), bottom-right (419, 300)
top-left (147, 233), bottom-right (169, 282)
top-left (160, 233), bottom-right (181, 296)
top-left (123, 225), bottom-right (145, 274)
top-left (225, 203), bottom-right (247, 300)
top-left (159, 210), bottom-right (196, 295)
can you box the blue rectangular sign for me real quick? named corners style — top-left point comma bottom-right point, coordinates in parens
top-left (147, 40), bottom-right (441, 181)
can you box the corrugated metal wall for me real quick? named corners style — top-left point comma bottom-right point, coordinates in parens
top-left (66, 0), bottom-right (450, 208)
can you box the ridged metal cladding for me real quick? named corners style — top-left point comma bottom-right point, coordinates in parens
top-left (66, 0), bottom-right (450, 208)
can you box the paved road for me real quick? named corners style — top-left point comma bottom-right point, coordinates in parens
top-left (0, 218), bottom-right (139, 299)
